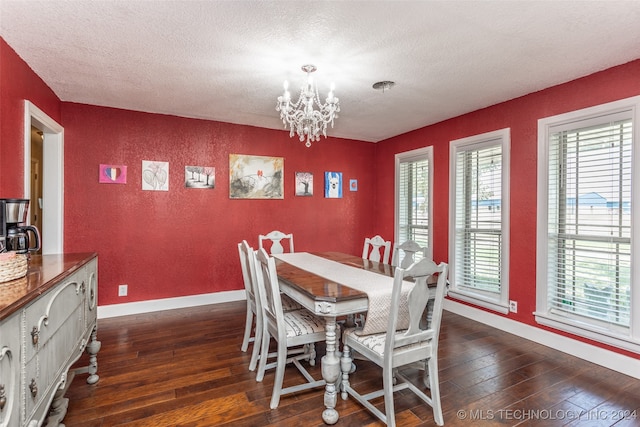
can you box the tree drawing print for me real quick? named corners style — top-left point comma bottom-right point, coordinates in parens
top-left (185, 165), bottom-right (215, 189)
top-left (295, 172), bottom-right (313, 196)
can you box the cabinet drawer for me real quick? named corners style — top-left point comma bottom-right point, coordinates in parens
top-left (0, 312), bottom-right (20, 427)
top-left (24, 272), bottom-right (86, 364)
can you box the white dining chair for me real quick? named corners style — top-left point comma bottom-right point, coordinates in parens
top-left (362, 235), bottom-right (391, 264)
top-left (258, 230), bottom-right (302, 311)
top-left (238, 240), bottom-right (264, 371)
top-left (254, 248), bottom-right (327, 409)
top-left (390, 240), bottom-right (428, 268)
top-left (238, 240), bottom-right (306, 373)
top-left (340, 258), bottom-right (449, 426)
top-left (259, 230), bottom-right (294, 255)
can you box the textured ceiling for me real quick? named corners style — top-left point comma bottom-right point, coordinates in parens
top-left (2, 1), bottom-right (640, 142)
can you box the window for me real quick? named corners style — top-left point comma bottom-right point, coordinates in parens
top-left (449, 129), bottom-right (510, 313)
top-left (537, 96), bottom-right (640, 352)
top-left (395, 147), bottom-right (433, 261)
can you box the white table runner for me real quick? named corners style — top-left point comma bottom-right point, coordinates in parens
top-left (274, 252), bottom-right (413, 335)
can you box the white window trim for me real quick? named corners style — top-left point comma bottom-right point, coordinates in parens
top-left (535, 95), bottom-right (640, 353)
top-left (394, 146), bottom-right (434, 261)
top-left (448, 128), bottom-right (511, 314)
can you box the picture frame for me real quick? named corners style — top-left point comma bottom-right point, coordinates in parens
top-left (229, 154), bottom-right (284, 199)
top-left (142, 160), bottom-right (169, 191)
top-left (295, 172), bottom-right (313, 196)
top-left (99, 164), bottom-right (127, 184)
top-left (324, 171), bottom-right (343, 198)
top-left (185, 165), bottom-right (215, 189)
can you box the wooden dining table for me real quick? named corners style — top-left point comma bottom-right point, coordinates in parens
top-left (272, 251), bottom-right (407, 425)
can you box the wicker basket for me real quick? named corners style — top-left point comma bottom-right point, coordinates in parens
top-left (0, 252), bottom-right (28, 284)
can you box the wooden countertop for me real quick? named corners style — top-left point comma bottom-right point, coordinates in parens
top-left (0, 252), bottom-right (97, 320)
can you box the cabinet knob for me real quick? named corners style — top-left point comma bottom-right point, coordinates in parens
top-left (0, 384), bottom-right (6, 411)
top-left (31, 327), bottom-right (39, 345)
top-left (29, 379), bottom-right (38, 397)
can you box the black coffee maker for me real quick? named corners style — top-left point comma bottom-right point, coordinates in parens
top-left (0, 198), bottom-right (41, 254)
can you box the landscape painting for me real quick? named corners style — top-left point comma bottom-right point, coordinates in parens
top-left (185, 166), bottom-right (215, 189)
top-left (229, 154), bottom-right (284, 199)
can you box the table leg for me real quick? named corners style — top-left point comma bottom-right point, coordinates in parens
top-left (321, 316), bottom-right (340, 425)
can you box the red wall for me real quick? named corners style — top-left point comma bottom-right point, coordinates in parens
top-left (0, 38), bottom-right (61, 195)
top-left (3, 34), bottom-right (640, 357)
top-left (61, 103), bottom-right (376, 304)
top-left (375, 59), bottom-right (640, 358)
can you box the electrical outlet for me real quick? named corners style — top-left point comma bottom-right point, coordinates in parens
top-left (118, 284), bottom-right (128, 297)
top-left (509, 300), bottom-right (517, 313)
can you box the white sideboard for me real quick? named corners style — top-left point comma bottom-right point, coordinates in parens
top-left (0, 253), bottom-right (99, 427)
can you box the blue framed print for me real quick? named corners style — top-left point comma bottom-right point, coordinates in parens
top-left (324, 171), bottom-right (343, 198)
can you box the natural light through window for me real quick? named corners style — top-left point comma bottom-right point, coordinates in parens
top-left (536, 96), bottom-right (640, 353)
top-left (395, 147), bottom-right (433, 261)
top-left (449, 129), bottom-right (510, 313)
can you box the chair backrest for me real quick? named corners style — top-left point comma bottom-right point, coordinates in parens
top-left (259, 230), bottom-right (294, 254)
top-left (391, 240), bottom-right (428, 268)
top-left (385, 258), bottom-right (448, 358)
top-left (362, 235), bottom-right (391, 264)
top-left (254, 247), bottom-right (284, 333)
top-left (238, 240), bottom-right (259, 308)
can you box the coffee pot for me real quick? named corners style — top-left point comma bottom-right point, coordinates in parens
top-left (0, 198), bottom-right (41, 254)
top-left (6, 225), bottom-right (40, 254)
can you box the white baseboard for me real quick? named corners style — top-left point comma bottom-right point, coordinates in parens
top-left (444, 299), bottom-right (640, 380)
top-left (97, 292), bottom-right (638, 379)
top-left (97, 290), bottom-right (246, 319)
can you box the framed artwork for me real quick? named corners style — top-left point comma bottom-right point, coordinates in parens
top-left (229, 154), bottom-right (284, 199)
top-left (142, 160), bottom-right (169, 191)
top-left (295, 172), bottom-right (313, 196)
top-left (185, 166), bottom-right (215, 189)
top-left (350, 179), bottom-right (358, 191)
top-left (99, 164), bottom-right (127, 184)
top-left (324, 171), bottom-right (343, 198)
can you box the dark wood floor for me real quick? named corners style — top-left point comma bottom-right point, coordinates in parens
top-left (63, 301), bottom-right (640, 426)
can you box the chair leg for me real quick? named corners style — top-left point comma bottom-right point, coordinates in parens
top-left (428, 357), bottom-right (444, 426)
top-left (241, 305), bottom-right (254, 352)
top-left (256, 328), bottom-right (271, 382)
top-left (306, 343), bottom-right (317, 366)
top-left (340, 344), bottom-right (352, 400)
top-left (382, 366), bottom-right (396, 427)
top-left (270, 340), bottom-right (288, 409)
top-left (248, 316), bottom-right (262, 371)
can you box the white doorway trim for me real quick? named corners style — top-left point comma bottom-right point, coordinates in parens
top-left (23, 101), bottom-right (64, 255)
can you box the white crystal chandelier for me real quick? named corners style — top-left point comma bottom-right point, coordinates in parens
top-left (276, 64), bottom-right (340, 147)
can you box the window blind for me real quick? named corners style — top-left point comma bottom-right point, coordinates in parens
top-left (454, 142), bottom-right (502, 294)
top-left (547, 118), bottom-right (632, 328)
top-left (398, 157), bottom-right (429, 252)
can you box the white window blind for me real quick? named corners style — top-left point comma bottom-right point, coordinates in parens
top-left (537, 97), bottom-right (640, 352)
top-left (547, 118), bottom-right (632, 330)
top-left (395, 147), bottom-right (432, 261)
top-left (449, 128), bottom-right (510, 313)
top-left (397, 156), bottom-right (429, 251)
top-left (454, 142), bottom-right (503, 294)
